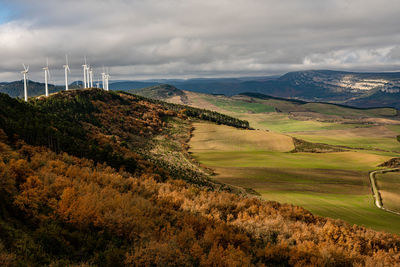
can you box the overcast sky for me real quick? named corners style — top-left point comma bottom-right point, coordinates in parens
top-left (1, 0), bottom-right (400, 83)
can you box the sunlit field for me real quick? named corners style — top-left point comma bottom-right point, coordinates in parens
top-left (190, 122), bottom-right (400, 233)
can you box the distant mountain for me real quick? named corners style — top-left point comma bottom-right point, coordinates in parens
top-left (109, 70), bottom-right (400, 109)
top-left (3, 70), bottom-right (400, 108)
top-left (109, 81), bottom-right (160, 91)
top-left (0, 80), bottom-right (64, 98)
top-left (131, 84), bottom-right (399, 123)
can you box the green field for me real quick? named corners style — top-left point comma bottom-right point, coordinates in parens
top-left (293, 131), bottom-right (400, 152)
top-left (185, 94), bottom-right (400, 153)
top-left (204, 96), bottom-right (276, 114)
top-left (167, 90), bottom-right (400, 232)
top-left (190, 122), bottom-right (400, 233)
top-left (376, 171), bottom-right (400, 213)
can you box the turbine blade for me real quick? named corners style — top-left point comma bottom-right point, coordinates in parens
top-left (22, 63), bottom-right (26, 70)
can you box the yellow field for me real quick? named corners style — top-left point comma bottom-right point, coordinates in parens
top-left (190, 122), bottom-right (294, 153)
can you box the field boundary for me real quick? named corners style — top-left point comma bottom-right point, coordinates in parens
top-left (369, 168), bottom-right (400, 215)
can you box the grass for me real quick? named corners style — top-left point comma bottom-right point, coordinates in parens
top-left (292, 125), bottom-right (400, 152)
top-left (193, 151), bottom-right (390, 171)
top-left (190, 122), bottom-right (294, 152)
top-left (203, 96), bottom-right (275, 114)
top-left (259, 191), bottom-right (400, 233)
top-left (234, 113), bottom-right (366, 132)
top-left (189, 122), bottom-right (400, 233)
top-left (376, 171), bottom-right (400, 213)
top-left (302, 103), bottom-right (397, 117)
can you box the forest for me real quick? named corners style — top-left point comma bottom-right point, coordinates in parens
top-left (0, 89), bottom-right (400, 266)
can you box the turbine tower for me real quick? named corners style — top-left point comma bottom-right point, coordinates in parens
top-left (89, 67), bottom-right (93, 88)
top-left (63, 55), bottom-right (70, 91)
top-left (104, 69), bottom-right (110, 91)
top-left (43, 58), bottom-right (50, 97)
top-left (101, 68), bottom-right (105, 90)
top-left (21, 64), bottom-right (29, 102)
top-left (82, 57), bottom-right (88, 88)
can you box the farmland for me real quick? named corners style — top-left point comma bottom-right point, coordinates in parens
top-left (190, 122), bottom-right (400, 233)
top-left (375, 171), bottom-right (400, 213)
top-left (137, 84), bottom-right (400, 232)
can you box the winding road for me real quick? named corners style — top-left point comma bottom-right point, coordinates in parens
top-left (369, 168), bottom-right (400, 215)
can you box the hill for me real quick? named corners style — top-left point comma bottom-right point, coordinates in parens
top-left (109, 81), bottom-right (159, 91)
top-left (130, 84), bottom-right (188, 103)
top-left (3, 69), bottom-right (400, 109)
top-left (109, 70), bottom-right (400, 109)
top-left (133, 84), bottom-right (400, 125)
top-left (131, 84), bottom-right (400, 234)
top-left (1, 89), bottom-right (400, 265)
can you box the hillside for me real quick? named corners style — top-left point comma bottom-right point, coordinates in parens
top-left (132, 84), bottom-right (400, 234)
top-left (130, 84), bottom-right (188, 103)
top-left (134, 84), bottom-right (400, 125)
top-left (1, 89), bottom-right (400, 266)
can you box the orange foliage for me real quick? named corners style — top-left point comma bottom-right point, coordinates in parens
top-left (1, 139), bottom-right (400, 266)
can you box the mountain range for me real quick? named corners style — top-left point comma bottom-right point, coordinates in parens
top-left (2, 70), bottom-right (400, 109)
top-left (112, 70), bottom-right (400, 109)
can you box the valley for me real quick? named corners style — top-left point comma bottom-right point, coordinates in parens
top-left (189, 122), bottom-right (400, 233)
top-left (135, 84), bottom-right (400, 233)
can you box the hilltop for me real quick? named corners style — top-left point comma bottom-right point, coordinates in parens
top-left (1, 88), bottom-right (400, 266)
top-left (130, 84), bottom-right (188, 103)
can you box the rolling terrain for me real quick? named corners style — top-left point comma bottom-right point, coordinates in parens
top-left (132, 84), bottom-right (400, 233)
top-left (3, 69), bottom-right (400, 109)
top-left (1, 88), bottom-right (400, 265)
top-left (121, 70), bottom-right (400, 109)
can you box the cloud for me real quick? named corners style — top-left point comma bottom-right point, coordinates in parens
top-left (0, 0), bottom-right (400, 82)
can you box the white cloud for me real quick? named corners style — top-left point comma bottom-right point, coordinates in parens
top-left (0, 0), bottom-right (400, 83)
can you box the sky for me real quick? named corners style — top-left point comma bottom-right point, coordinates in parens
top-left (1, 0), bottom-right (400, 83)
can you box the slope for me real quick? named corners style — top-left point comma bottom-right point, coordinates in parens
top-left (1, 89), bottom-right (400, 266)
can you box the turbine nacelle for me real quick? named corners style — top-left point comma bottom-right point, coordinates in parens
top-left (21, 63), bottom-right (29, 74)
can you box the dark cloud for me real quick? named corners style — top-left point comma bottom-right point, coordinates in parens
top-left (0, 0), bottom-right (400, 83)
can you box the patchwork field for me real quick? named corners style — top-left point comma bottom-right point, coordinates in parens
top-left (141, 85), bottom-right (400, 232)
top-left (189, 122), bottom-right (400, 233)
top-left (376, 171), bottom-right (400, 213)
top-left (173, 92), bottom-right (400, 154)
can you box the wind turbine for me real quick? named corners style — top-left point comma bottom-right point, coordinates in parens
top-left (104, 68), bottom-right (110, 91)
top-left (43, 58), bottom-right (50, 97)
top-left (63, 55), bottom-right (70, 91)
top-left (101, 66), bottom-right (105, 90)
top-left (21, 64), bottom-right (29, 102)
top-left (89, 67), bottom-right (93, 88)
top-left (82, 57), bottom-right (88, 88)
